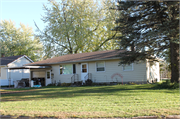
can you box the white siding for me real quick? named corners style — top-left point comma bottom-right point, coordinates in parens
top-left (88, 60), bottom-right (147, 83)
top-left (8, 57), bottom-right (31, 67)
top-left (146, 60), bottom-right (160, 82)
top-left (0, 56), bottom-right (33, 86)
top-left (22, 69), bottom-right (30, 78)
top-left (52, 64), bottom-right (74, 83)
top-left (7, 57), bottom-right (32, 83)
top-left (0, 66), bottom-right (14, 86)
top-left (0, 66), bottom-right (7, 79)
top-left (52, 59), bottom-right (147, 83)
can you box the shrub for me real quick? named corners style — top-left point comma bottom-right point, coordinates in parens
top-left (56, 82), bottom-right (61, 86)
top-left (103, 83), bottom-right (107, 85)
top-left (118, 82), bottom-right (123, 85)
top-left (74, 81), bottom-right (82, 86)
top-left (154, 80), bottom-right (179, 89)
top-left (85, 79), bottom-right (93, 86)
top-left (47, 83), bottom-right (56, 86)
top-left (61, 83), bottom-right (71, 87)
top-left (128, 82), bottom-right (137, 85)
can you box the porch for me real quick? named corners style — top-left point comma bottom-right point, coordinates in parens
top-left (71, 73), bottom-right (92, 86)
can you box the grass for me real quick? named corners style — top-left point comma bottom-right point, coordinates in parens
top-left (0, 84), bottom-right (179, 118)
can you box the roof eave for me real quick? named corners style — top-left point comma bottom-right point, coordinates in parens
top-left (27, 57), bottom-right (120, 66)
top-left (7, 66), bottom-right (51, 69)
top-left (0, 65), bottom-right (7, 67)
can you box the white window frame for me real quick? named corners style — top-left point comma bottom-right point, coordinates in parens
top-left (96, 61), bottom-right (105, 72)
top-left (59, 64), bottom-right (73, 75)
top-left (123, 63), bottom-right (134, 71)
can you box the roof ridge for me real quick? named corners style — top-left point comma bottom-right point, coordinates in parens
top-left (26, 49), bottom-right (123, 66)
top-left (52, 49), bottom-right (118, 58)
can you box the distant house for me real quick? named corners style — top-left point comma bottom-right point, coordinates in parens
top-left (21, 50), bottom-right (160, 86)
top-left (0, 55), bottom-right (33, 86)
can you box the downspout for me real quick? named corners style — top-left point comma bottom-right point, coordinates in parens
top-left (8, 69), bottom-right (11, 88)
top-left (29, 68), bottom-right (31, 87)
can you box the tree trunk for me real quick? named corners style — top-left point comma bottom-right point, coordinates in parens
top-left (170, 42), bottom-right (179, 83)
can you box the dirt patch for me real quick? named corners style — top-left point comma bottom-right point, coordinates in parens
top-left (0, 115), bottom-right (180, 119)
top-left (1, 89), bottom-right (39, 94)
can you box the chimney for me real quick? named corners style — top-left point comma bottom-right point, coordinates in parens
top-left (1, 53), bottom-right (5, 57)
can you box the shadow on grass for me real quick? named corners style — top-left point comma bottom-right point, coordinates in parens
top-left (1, 84), bottom-right (177, 102)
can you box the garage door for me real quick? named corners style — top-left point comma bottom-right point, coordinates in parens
top-left (32, 71), bottom-right (45, 78)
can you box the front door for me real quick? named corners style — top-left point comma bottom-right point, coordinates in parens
top-left (81, 63), bottom-right (88, 83)
top-left (46, 70), bottom-right (51, 86)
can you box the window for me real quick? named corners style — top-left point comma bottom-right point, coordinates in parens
top-left (96, 61), bottom-right (105, 72)
top-left (123, 63), bottom-right (133, 71)
top-left (47, 71), bottom-right (50, 78)
top-left (60, 64), bottom-right (73, 75)
top-left (0, 68), bottom-right (1, 77)
top-left (82, 64), bottom-right (87, 73)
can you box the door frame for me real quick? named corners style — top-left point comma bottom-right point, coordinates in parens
top-left (81, 63), bottom-right (88, 83)
top-left (46, 70), bottom-right (51, 86)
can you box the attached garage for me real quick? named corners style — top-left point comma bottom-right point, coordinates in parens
top-left (8, 66), bottom-right (52, 87)
top-left (33, 71), bottom-right (45, 78)
top-left (32, 71), bottom-right (46, 86)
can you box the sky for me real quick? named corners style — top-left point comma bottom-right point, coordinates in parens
top-left (0, 0), bottom-right (51, 33)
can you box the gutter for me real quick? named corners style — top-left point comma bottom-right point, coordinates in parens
top-left (6, 66), bottom-right (52, 70)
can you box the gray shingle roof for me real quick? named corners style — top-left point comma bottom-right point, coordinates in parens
top-left (0, 55), bottom-right (24, 65)
top-left (27, 50), bottom-right (124, 66)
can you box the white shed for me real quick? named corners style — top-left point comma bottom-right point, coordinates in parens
top-left (0, 55), bottom-right (33, 86)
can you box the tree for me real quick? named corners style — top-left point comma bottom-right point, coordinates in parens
top-left (113, 1), bottom-right (179, 82)
top-left (0, 20), bottom-right (43, 61)
top-left (35, 0), bottom-right (119, 59)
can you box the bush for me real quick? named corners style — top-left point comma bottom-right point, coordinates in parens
top-left (61, 83), bottom-right (71, 87)
top-left (47, 83), bottom-right (56, 86)
top-left (128, 82), bottom-right (137, 85)
top-left (118, 82), bottom-right (123, 85)
top-left (102, 83), bottom-right (108, 86)
top-left (73, 81), bottom-right (82, 86)
top-left (154, 80), bottom-right (179, 89)
top-left (85, 79), bottom-right (93, 86)
top-left (56, 82), bottom-right (61, 86)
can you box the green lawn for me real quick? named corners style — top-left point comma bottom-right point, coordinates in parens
top-left (0, 84), bottom-right (179, 118)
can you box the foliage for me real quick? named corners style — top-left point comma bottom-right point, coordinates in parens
top-left (128, 82), bottom-right (137, 85)
top-left (159, 61), bottom-right (171, 79)
top-left (47, 83), bottom-right (56, 86)
top-left (73, 81), bottom-right (82, 86)
top-left (0, 20), bottom-right (43, 61)
top-left (61, 83), bottom-right (71, 87)
top-left (153, 80), bottom-right (179, 89)
top-left (85, 79), bottom-right (93, 86)
top-left (1, 84), bottom-right (179, 118)
top-left (56, 82), bottom-right (61, 86)
top-left (36, 0), bottom-right (119, 59)
top-left (113, 1), bottom-right (179, 82)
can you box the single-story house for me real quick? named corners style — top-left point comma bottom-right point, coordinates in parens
top-left (0, 55), bottom-right (33, 86)
top-left (22, 50), bottom-right (160, 86)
